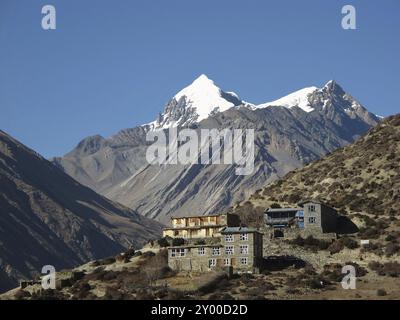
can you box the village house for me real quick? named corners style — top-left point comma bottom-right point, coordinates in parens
top-left (162, 213), bottom-right (240, 239)
top-left (167, 226), bottom-right (263, 274)
top-left (265, 200), bottom-right (339, 239)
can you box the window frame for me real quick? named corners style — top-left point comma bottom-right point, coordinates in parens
top-left (240, 257), bottom-right (248, 265)
top-left (239, 233), bottom-right (248, 241)
top-left (211, 247), bottom-right (221, 256)
top-left (198, 247), bottom-right (205, 256)
top-left (209, 259), bottom-right (216, 268)
top-left (308, 216), bottom-right (316, 224)
top-left (225, 245), bottom-right (234, 255)
top-left (171, 248), bottom-right (185, 258)
top-left (224, 234), bottom-right (234, 242)
top-left (239, 245), bottom-right (249, 255)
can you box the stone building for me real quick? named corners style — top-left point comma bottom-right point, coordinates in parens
top-left (167, 226), bottom-right (263, 274)
top-left (162, 213), bottom-right (240, 239)
top-left (264, 200), bottom-right (339, 239)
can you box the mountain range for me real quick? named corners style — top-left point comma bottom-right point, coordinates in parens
top-left (0, 130), bottom-right (162, 292)
top-left (52, 75), bottom-right (379, 224)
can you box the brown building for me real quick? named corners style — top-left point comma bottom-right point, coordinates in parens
top-left (167, 227), bottom-right (263, 274)
top-left (162, 213), bottom-right (240, 239)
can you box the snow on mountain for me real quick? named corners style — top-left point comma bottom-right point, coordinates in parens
top-left (145, 77), bottom-right (377, 130)
top-left (148, 74), bottom-right (243, 129)
top-left (173, 74), bottom-right (241, 119)
top-left (257, 86), bottom-right (319, 112)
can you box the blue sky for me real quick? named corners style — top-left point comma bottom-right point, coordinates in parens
top-left (0, 0), bottom-right (399, 157)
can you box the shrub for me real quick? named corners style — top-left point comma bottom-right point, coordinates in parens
top-left (157, 237), bottom-right (170, 248)
top-left (377, 289), bottom-right (387, 296)
top-left (306, 277), bottom-right (327, 289)
top-left (135, 289), bottom-right (155, 300)
top-left (262, 282), bottom-right (276, 291)
top-left (270, 203), bottom-right (282, 209)
top-left (141, 251), bottom-right (156, 258)
top-left (290, 235), bottom-right (304, 246)
top-left (195, 239), bottom-right (206, 245)
top-left (103, 286), bottom-right (131, 300)
top-left (14, 289), bottom-right (31, 300)
top-left (99, 257), bottom-right (116, 265)
top-left (232, 205), bottom-right (264, 228)
top-left (385, 234), bottom-right (397, 242)
top-left (321, 264), bottom-right (343, 282)
top-left (208, 293), bottom-right (236, 300)
top-left (328, 241), bottom-right (344, 254)
top-left (385, 243), bottom-right (400, 257)
top-left (340, 237), bottom-right (359, 249)
top-left (383, 262), bottom-right (400, 277)
top-left (369, 261), bottom-right (400, 277)
top-left (345, 262), bottom-right (368, 277)
top-left (288, 235), bottom-right (330, 251)
top-left (360, 242), bottom-right (383, 255)
top-left (172, 238), bottom-right (185, 246)
top-left (358, 227), bottom-right (381, 239)
top-left (31, 289), bottom-right (67, 300)
top-left (124, 248), bottom-right (136, 259)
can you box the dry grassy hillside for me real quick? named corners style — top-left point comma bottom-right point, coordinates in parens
top-left (231, 114), bottom-right (400, 224)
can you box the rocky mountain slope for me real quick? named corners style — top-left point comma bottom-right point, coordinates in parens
top-left (231, 114), bottom-right (400, 223)
top-left (52, 75), bottom-right (379, 223)
top-left (0, 130), bottom-right (162, 292)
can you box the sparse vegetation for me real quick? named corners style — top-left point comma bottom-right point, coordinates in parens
top-left (288, 235), bottom-right (330, 251)
top-left (369, 261), bottom-right (400, 277)
top-left (172, 238), bottom-right (185, 246)
top-left (157, 237), bottom-right (170, 248)
top-left (377, 289), bottom-right (387, 296)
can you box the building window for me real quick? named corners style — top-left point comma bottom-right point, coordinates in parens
top-left (224, 234), bottom-right (234, 242)
top-left (212, 247), bottom-right (220, 256)
top-left (209, 259), bottom-right (216, 268)
top-left (240, 257), bottom-right (248, 265)
top-left (309, 205), bottom-right (316, 212)
top-left (225, 245), bottom-right (234, 255)
top-left (224, 258), bottom-right (231, 266)
top-left (239, 245), bottom-right (249, 255)
top-left (171, 248), bottom-right (185, 258)
top-left (189, 218), bottom-right (197, 224)
top-left (198, 247), bottom-right (205, 256)
top-left (240, 233), bottom-right (248, 241)
top-left (308, 217), bottom-right (316, 224)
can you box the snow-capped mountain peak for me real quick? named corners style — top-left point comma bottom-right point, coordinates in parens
top-left (145, 77), bottom-right (378, 130)
top-left (150, 74), bottom-right (243, 129)
top-left (257, 86), bottom-right (318, 113)
top-left (255, 80), bottom-right (352, 114)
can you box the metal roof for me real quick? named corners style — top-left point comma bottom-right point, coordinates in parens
top-left (220, 227), bottom-right (258, 234)
top-left (298, 200), bottom-right (335, 210)
top-left (265, 208), bottom-right (302, 213)
top-left (170, 213), bottom-right (224, 219)
top-left (168, 244), bottom-right (223, 249)
top-left (163, 225), bottom-right (224, 231)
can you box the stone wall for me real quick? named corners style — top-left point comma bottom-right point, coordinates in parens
top-left (168, 231), bottom-right (263, 273)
